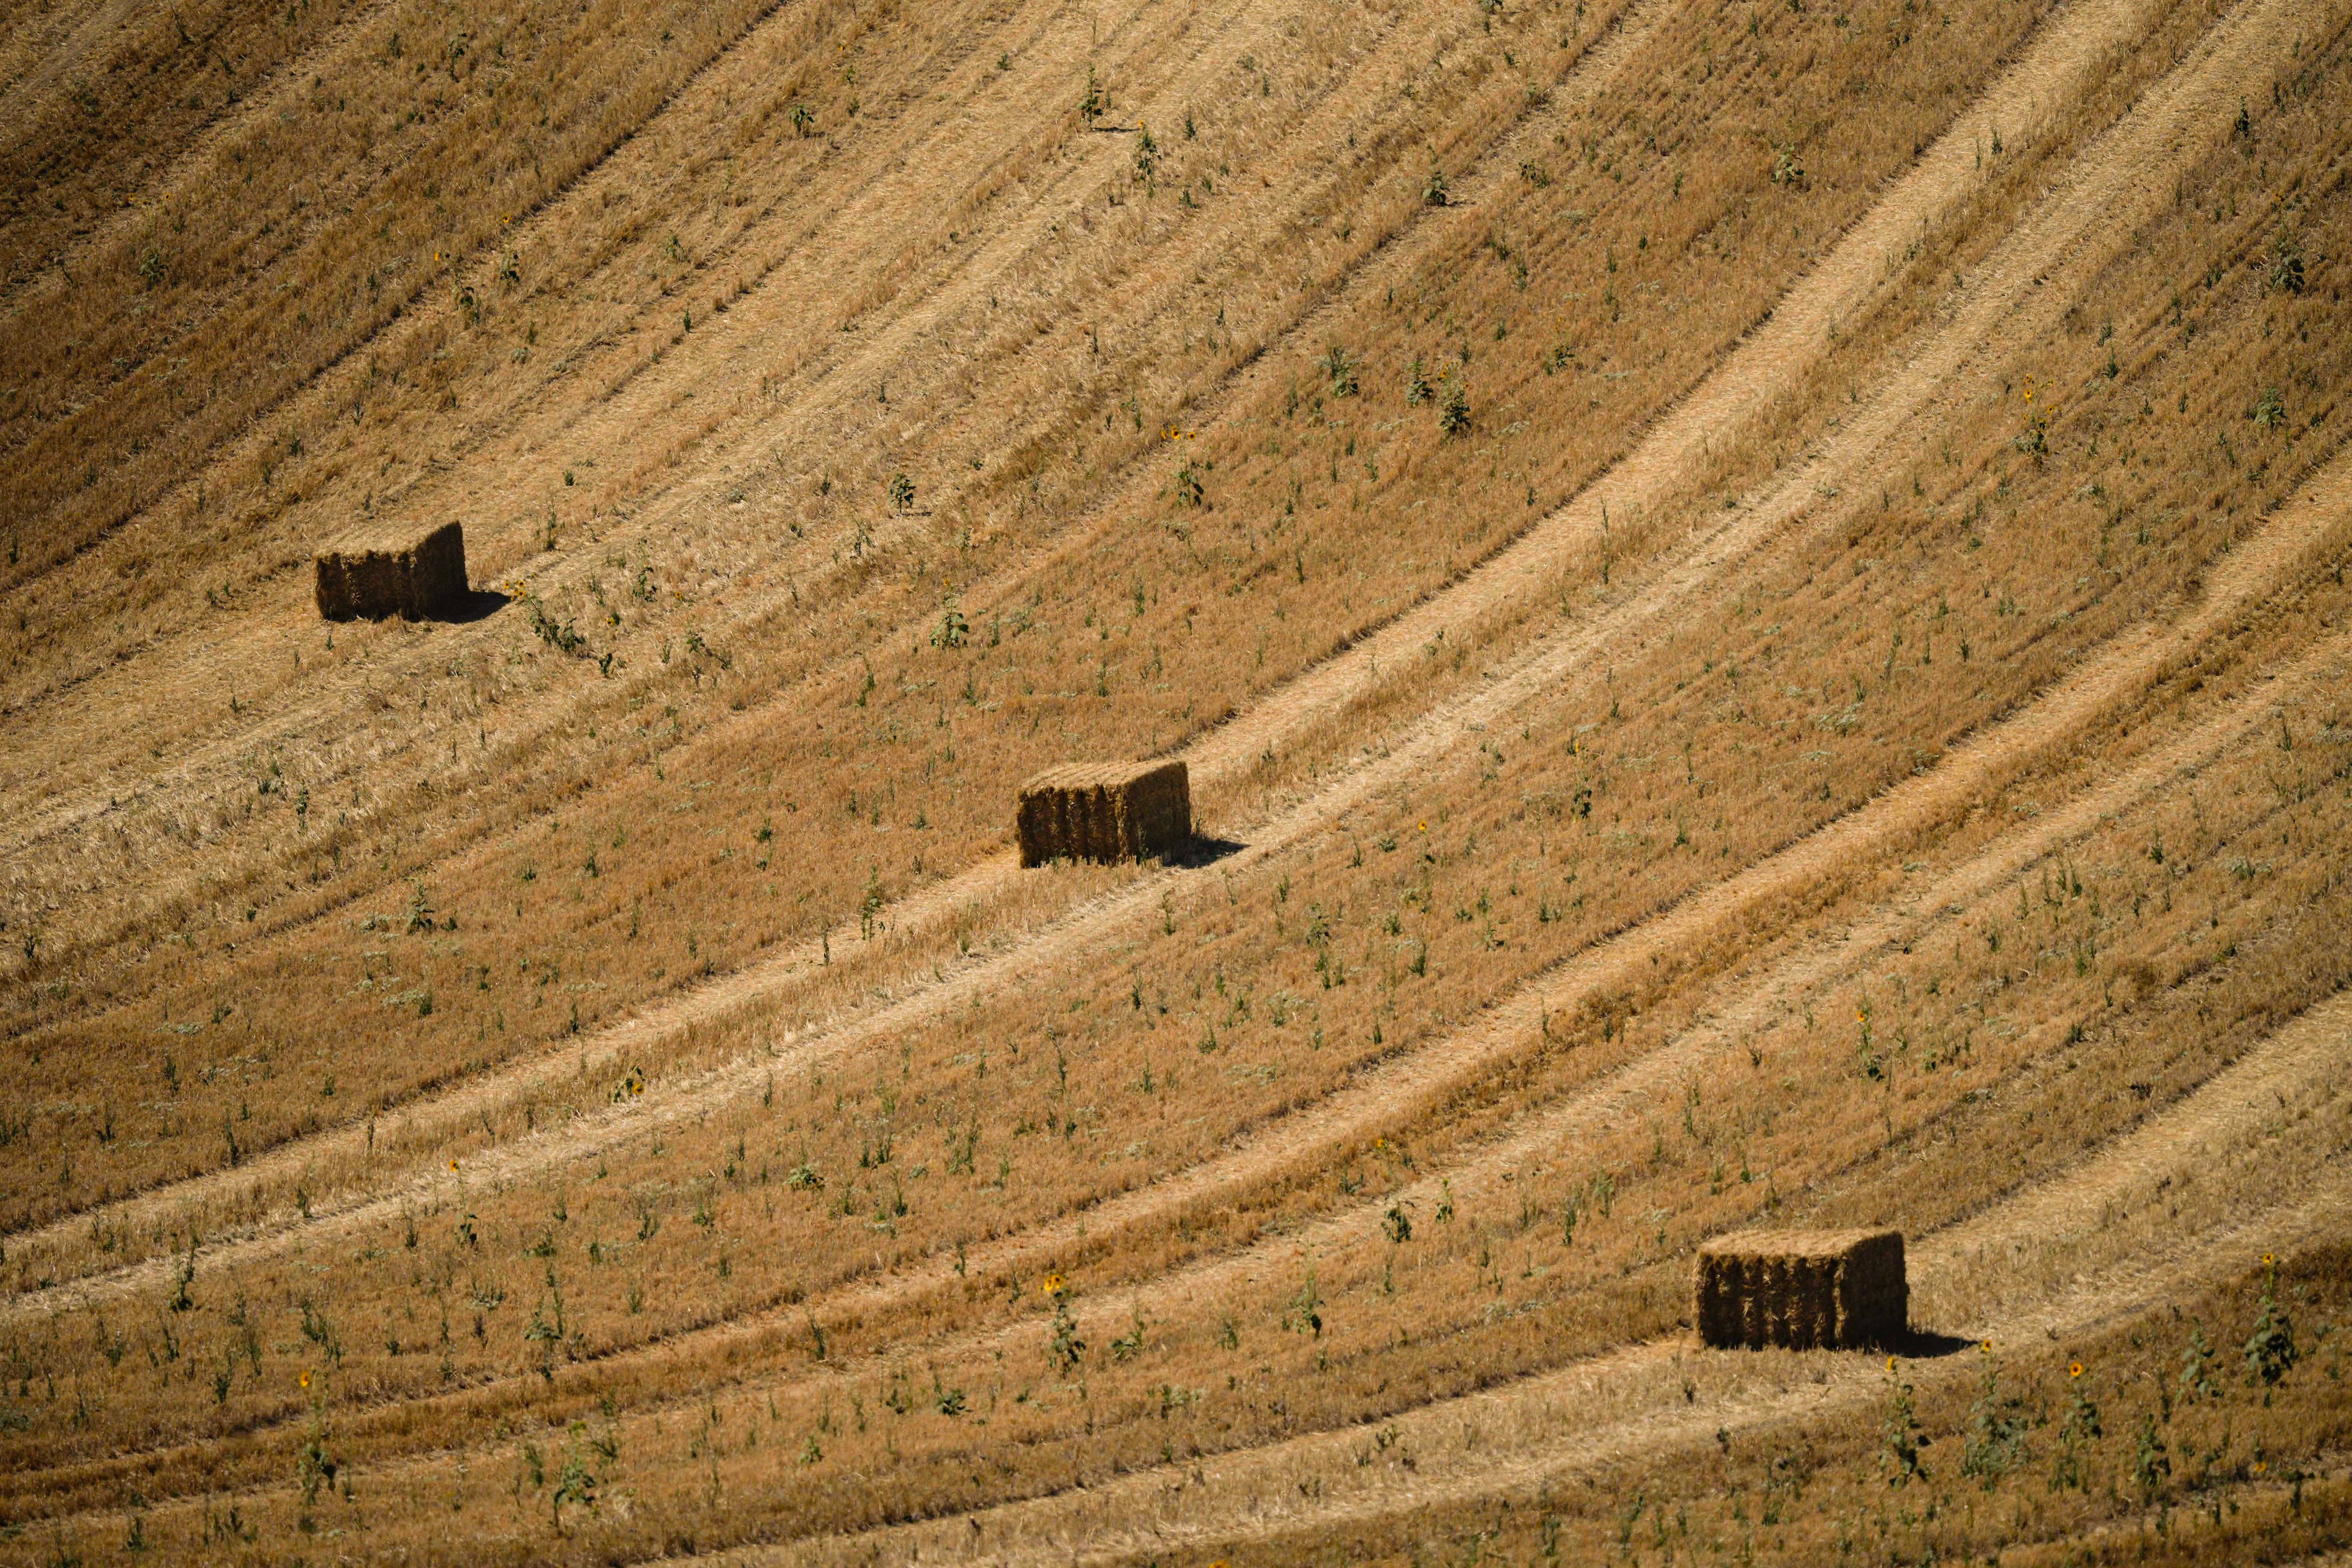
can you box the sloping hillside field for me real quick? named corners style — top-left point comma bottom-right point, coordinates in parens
top-left (5, 0), bottom-right (2352, 1560)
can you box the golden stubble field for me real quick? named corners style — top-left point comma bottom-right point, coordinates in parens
top-left (4, 0), bottom-right (2352, 1560)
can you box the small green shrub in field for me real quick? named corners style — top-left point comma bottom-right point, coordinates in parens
top-left (1440, 382), bottom-right (1471, 436)
top-left (1044, 1274), bottom-right (1083, 1372)
top-left (1319, 345), bottom-right (1359, 397)
top-left (2131, 1412), bottom-right (2172, 1503)
top-left (1878, 1358), bottom-right (1929, 1487)
top-left (1283, 1266), bottom-right (1323, 1336)
top-left (1960, 1347), bottom-right (2030, 1486)
top-left (2049, 1362), bottom-right (2101, 1491)
top-left (2266, 226), bottom-right (2305, 294)
top-left (526, 597), bottom-right (584, 654)
top-left (1133, 124), bottom-right (1158, 190)
top-left (2013, 382), bottom-right (2050, 459)
top-left (1173, 462), bottom-right (1206, 509)
top-left (2243, 1254), bottom-right (2298, 1394)
top-left (2178, 1321), bottom-right (2223, 1403)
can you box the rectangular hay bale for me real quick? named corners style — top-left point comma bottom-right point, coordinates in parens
top-left (315, 522), bottom-right (469, 621)
top-left (1016, 760), bottom-right (1191, 867)
top-left (1694, 1228), bottom-right (1906, 1350)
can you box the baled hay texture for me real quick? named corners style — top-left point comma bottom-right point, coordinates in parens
top-left (1694, 1228), bottom-right (1907, 1350)
top-left (315, 521), bottom-right (469, 621)
top-left (1016, 760), bottom-right (1192, 867)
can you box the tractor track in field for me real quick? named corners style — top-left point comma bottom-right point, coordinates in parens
top-left (746, 604), bottom-right (2352, 1435)
top-left (6, 0), bottom-right (2309, 1323)
top-left (0, 0), bottom-right (1181, 832)
top-left (1, 0), bottom-right (1510, 793)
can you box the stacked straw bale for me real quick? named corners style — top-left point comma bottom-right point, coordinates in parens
top-left (1694, 1228), bottom-right (1907, 1349)
top-left (1016, 761), bottom-right (1191, 866)
top-left (315, 522), bottom-right (469, 620)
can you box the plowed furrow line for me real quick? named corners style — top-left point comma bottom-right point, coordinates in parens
top-left (0, 0), bottom-right (837, 583)
top-left (0, 0), bottom-right (1095, 689)
top-left (525, 0), bottom-right (1653, 553)
top-left (0, 0), bottom-right (159, 134)
top-left (186, 430), bottom-right (2349, 1497)
top-left (0, 0), bottom-right (1046, 781)
top-left (429, 0), bottom-right (1669, 819)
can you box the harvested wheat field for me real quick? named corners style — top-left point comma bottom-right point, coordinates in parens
top-left (5, 0), bottom-right (2352, 1559)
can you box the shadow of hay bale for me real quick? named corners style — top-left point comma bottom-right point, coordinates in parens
top-left (443, 588), bottom-right (513, 624)
top-left (1164, 833), bottom-right (1246, 868)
